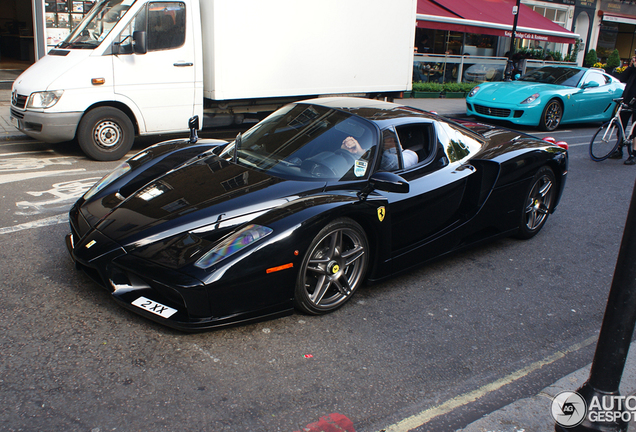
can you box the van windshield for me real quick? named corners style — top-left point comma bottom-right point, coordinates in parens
top-left (58, 0), bottom-right (136, 49)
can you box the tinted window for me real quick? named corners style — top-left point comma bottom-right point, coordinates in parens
top-left (520, 66), bottom-right (585, 87)
top-left (437, 122), bottom-right (482, 163)
top-left (219, 104), bottom-right (378, 181)
top-left (147, 2), bottom-right (186, 50)
top-left (116, 1), bottom-right (185, 53)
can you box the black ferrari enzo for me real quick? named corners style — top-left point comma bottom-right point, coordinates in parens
top-left (66, 97), bottom-right (568, 331)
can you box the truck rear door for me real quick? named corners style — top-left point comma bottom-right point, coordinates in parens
top-left (113, 1), bottom-right (195, 134)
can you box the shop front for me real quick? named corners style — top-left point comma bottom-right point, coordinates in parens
top-left (415, 0), bottom-right (579, 84)
top-left (597, 0), bottom-right (636, 63)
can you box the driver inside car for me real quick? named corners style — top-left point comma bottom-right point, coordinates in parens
top-left (340, 132), bottom-right (417, 171)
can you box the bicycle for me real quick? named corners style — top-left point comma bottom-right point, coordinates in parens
top-left (589, 97), bottom-right (635, 161)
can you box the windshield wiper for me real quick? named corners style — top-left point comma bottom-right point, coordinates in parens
top-left (67, 40), bottom-right (100, 49)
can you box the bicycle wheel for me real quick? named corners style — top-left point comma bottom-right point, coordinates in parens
top-left (590, 120), bottom-right (622, 162)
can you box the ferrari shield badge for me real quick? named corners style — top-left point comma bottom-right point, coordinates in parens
top-left (377, 206), bottom-right (386, 222)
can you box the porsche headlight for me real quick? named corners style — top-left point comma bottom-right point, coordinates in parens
top-left (195, 224), bottom-right (273, 269)
top-left (27, 90), bottom-right (63, 109)
top-left (468, 86), bottom-right (480, 97)
top-left (83, 162), bottom-right (131, 200)
top-left (521, 93), bottom-right (540, 104)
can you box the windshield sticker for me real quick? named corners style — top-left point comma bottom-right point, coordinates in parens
top-left (354, 160), bottom-right (367, 177)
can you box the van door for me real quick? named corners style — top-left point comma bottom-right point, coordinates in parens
top-left (113, 1), bottom-right (195, 134)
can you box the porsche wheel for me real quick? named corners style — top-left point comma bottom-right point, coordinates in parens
top-left (539, 99), bottom-right (562, 131)
top-left (516, 166), bottom-right (556, 239)
top-left (295, 218), bottom-right (368, 315)
top-left (78, 107), bottom-right (134, 161)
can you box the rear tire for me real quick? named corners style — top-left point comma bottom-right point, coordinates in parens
top-left (78, 107), bottom-right (134, 161)
top-left (590, 121), bottom-right (621, 162)
top-left (516, 166), bottom-right (556, 240)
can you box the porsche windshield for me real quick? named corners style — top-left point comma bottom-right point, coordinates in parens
top-left (219, 104), bottom-right (378, 181)
top-left (519, 66), bottom-right (586, 87)
top-left (58, 0), bottom-right (136, 49)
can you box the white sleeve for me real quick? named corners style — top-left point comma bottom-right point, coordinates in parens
top-left (403, 149), bottom-right (419, 168)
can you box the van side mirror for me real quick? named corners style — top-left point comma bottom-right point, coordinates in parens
top-left (133, 31), bottom-right (147, 54)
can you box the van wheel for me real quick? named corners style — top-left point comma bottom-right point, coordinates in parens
top-left (78, 107), bottom-right (134, 161)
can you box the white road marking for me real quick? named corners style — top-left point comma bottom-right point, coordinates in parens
top-left (15, 177), bottom-right (101, 216)
top-left (0, 150), bottom-right (62, 157)
top-left (382, 334), bottom-right (598, 432)
top-left (0, 168), bottom-right (87, 185)
top-left (0, 214), bottom-right (67, 235)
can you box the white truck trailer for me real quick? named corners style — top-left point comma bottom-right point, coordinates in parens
top-left (10, 0), bottom-right (416, 160)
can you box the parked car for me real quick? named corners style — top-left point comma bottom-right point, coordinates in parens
top-left (463, 63), bottom-right (506, 83)
top-left (466, 65), bottom-right (625, 131)
top-left (66, 97), bottom-right (568, 331)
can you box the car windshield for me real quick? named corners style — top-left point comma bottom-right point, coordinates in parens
top-left (519, 66), bottom-right (585, 87)
top-left (58, 0), bottom-right (136, 49)
top-left (219, 104), bottom-right (378, 181)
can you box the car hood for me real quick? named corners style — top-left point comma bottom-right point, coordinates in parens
top-left (473, 82), bottom-right (566, 103)
top-left (89, 155), bottom-right (325, 248)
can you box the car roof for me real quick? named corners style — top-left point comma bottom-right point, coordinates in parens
top-left (297, 96), bottom-right (437, 124)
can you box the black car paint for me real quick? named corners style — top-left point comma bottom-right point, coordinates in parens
top-left (67, 99), bottom-right (567, 331)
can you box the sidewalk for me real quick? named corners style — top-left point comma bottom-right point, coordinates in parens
top-left (457, 339), bottom-right (636, 432)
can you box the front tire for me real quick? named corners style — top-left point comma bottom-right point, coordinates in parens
top-left (539, 99), bottom-right (562, 131)
top-left (294, 218), bottom-right (368, 315)
top-left (590, 121), bottom-right (621, 161)
top-left (516, 166), bottom-right (556, 239)
top-left (77, 107), bottom-right (134, 161)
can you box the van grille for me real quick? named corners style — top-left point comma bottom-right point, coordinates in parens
top-left (11, 92), bottom-right (27, 109)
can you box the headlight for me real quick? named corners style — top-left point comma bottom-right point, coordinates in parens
top-left (468, 86), bottom-right (480, 97)
top-left (83, 162), bottom-right (131, 200)
top-left (195, 224), bottom-right (273, 269)
top-left (27, 90), bottom-right (64, 109)
top-left (521, 93), bottom-right (540, 104)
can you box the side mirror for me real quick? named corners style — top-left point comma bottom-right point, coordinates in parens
top-left (582, 80), bottom-right (600, 89)
top-left (188, 116), bottom-right (199, 143)
top-left (133, 31), bottom-right (147, 54)
top-left (369, 171), bottom-right (409, 194)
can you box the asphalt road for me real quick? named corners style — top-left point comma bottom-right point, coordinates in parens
top-left (1, 119), bottom-right (635, 432)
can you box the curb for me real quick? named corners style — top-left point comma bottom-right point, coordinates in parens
top-left (458, 339), bottom-right (636, 431)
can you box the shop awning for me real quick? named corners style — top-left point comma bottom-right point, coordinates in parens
top-left (417, 0), bottom-right (579, 44)
top-left (601, 12), bottom-right (636, 26)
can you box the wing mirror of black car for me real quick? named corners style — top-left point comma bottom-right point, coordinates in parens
top-left (133, 31), bottom-right (147, 54)
top-left (358, 171), bottom-right (409, 201)
top-left (582, 80), bottom-right (600, 89)
top-left (189, 116), bottom-right (199, 143)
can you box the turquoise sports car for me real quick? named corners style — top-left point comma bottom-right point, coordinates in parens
top-left (466, 66), bottom-right (625, 131)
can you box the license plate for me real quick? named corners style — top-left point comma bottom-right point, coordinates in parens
top-left (132, 296), bottom-right (177, 318)
top-left (10, 116), bottom-right (20, 129)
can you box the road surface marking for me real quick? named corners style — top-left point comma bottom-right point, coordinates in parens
top-left (0, 169), bottom-right (87, 185)
top-left (383, 334), bottom-right (598, 432)
top-left (0, 214), bottom-right (67, 235)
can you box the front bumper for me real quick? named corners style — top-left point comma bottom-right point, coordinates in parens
top-left (66, 210), bottom-right (294, 332)
top-left (10, 106), bottom-right (82, 143)
top-left (466, 99), bottom-right (542, 127)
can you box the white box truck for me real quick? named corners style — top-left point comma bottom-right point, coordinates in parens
top-left (10, 0), bottom-right (416, 161)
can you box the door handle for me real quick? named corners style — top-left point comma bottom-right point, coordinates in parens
top-left (174, 62), bottom-right (193, 67)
